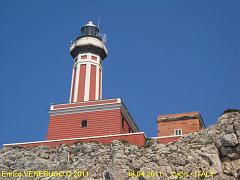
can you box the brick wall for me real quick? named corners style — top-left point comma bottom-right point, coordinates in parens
top-left (157, 119), bottom-right (202, 137)
top-left (47, 109), bottom-right (123, 140)
top-left (156, 136), bottom-right (182, 143)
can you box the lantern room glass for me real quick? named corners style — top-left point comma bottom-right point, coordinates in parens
top-left (81, 26), bottom-right (99, 37)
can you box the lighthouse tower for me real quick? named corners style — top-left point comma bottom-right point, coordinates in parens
top-left (46, 21), bottom-right (140, 142)
top-left (69, 21), bottom-right (107, 102)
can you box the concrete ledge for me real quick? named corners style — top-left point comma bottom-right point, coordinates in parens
top-left (151, 134), bottom-right (183, 139)
top-left (151, 135), bottom-right (182, 143)
top-left (3, 132), bottom-right (146, 148)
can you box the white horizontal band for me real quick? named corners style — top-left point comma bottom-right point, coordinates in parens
top-left (3, 132), bottom-right (146, 147)
top-left (151, 134), bottom-right (183, 139)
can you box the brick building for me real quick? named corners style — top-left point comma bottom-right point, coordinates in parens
top-left (156, 112), bottom-right (205, 143)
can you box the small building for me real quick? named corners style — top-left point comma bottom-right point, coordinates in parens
top-left (156, 112), bottom-right (205, 143)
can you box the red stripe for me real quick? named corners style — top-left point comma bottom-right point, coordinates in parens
top-left (89, 65), bottom-right (96, 100)
top-left (70, 67), bottom-right (77, 103)
top-left (77, 64), bottom-right (86, 102)
top-left (99, 69), bottom-right (101, 99)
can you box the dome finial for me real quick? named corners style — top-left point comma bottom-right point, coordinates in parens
top-left (85, 21), bottom-right (96, 27)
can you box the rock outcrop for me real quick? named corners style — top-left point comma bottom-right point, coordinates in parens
top-left (0, 112), bottom-right (240, 179)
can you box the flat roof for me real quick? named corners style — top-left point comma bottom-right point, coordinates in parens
top-left (157, 111), bottom-right (206, 128)
top-left (158, 112), bottom-right (199, 120)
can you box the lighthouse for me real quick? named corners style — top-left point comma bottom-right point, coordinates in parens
top-left (69, 21), bottom-right (107, 102)
top-left (46, 21), bottom-right (140, 141)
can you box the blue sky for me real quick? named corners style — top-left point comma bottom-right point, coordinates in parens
top-left (0, 1), bottom-right (239, 146)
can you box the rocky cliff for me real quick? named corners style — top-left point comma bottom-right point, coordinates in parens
top-left (0, 112), bottom-right (240, 180)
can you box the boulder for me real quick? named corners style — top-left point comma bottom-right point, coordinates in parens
top-left (221, 133), bottom-right (239, 147)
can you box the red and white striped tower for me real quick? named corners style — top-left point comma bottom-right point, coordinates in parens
top-left (69, 21), bottom-right (108, 102)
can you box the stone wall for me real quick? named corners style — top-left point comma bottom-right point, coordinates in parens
top-left (0, 112), bottom-right (240, 180)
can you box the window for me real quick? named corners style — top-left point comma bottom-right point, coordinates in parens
top-left (122, 117), bottom-right (124, 129)
top-left (81, 120), bottom-right (87, 127)
top-left (128, 128), bottom-right (131, 133)
top-left (91, 56), bottom-right (97, 60)
top-left (81, 55), bottom-right (87, 59)
top-left (174, 129), bottom-right (182, 135)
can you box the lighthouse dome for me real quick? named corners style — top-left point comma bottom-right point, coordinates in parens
top-left (81, 21), bottom-right (99, 38)
top-left (84, 21), bottom-right (96, 27)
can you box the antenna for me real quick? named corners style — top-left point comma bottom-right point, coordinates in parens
top-left (98, 16), bottom-right (107, 45)
top-left (101, 34), bottom-right (107, 45)
top-left (98, 16), bottom-right (101, 32)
